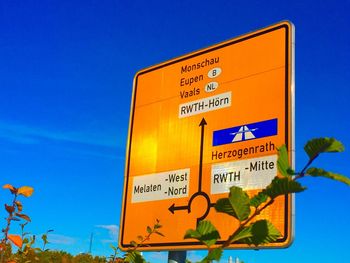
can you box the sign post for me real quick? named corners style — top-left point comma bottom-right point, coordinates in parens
top-left (119, 21), bottom-right (294, 252)
top-left (168, 251), bottom-right (186, 263)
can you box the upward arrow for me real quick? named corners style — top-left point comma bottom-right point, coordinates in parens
top-left (198, 118), bottom-right (207, 192)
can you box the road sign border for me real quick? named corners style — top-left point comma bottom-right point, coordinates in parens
top-left (120, 21), bottom-right (295, 250)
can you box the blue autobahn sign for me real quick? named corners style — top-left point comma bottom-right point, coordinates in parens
top-left (213, 118), bottom-right (278, 146)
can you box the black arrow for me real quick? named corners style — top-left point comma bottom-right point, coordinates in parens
top-left (198, 118), bottom-right (207, 192)
top-left (168, 203), bottom-right (189, 214)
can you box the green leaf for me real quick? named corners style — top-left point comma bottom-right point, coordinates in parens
top-left (230, 226), bottom-right (254, 244)
top-left (263, 177), bottom-right (306, 199)
top-left (232, 220), bottom-right (281, 246)
top-left (42, 234), bottom-right (48, 243)
top-left (155, 231), bottom-right (164, 237)
top-left (130, 240), bottom-right (137, 248)
top-left (250, 220), bottom-right (281, 245)
top-left (154, 219), bottom-right (162, 229)
top-left (201, 248), bottom-right (223, 262)
top-left (184, 229), bottom-right (201, 239)
top-left (29, 235), bottom-right (36, 245)
top-left (215, 186), bottom-right (251, 221)
top-left (184, 220), bottom-right (220, 248)
top-left (306, 167), bottom-right (350, 186)
top-left (146, 226), bottom-right (152, 234)
top-left (304, 137), bottom-right (344, 159)
top-left (109, 243), bottom-right (117, 251)
top-left (277, 145), bottom-right (294, 176)
top-left (215, 198), bottom-right (234, 216)
top-left (250, 192), bottom-right (268, 208)
top-left (125, 251), bottom-right (146, 263)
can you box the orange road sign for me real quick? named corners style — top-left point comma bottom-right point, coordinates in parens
top-left (119, 21), bottom-right (294, 251)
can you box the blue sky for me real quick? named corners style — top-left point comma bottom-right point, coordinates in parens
top-left (0, 0), bottom-right (349, 262)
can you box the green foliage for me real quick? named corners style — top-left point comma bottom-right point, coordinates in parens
top-left (200, 248), bottom-right (222, 262)
top-left (306, 167), bottom-right (350, 186)
top-left (42, 229), bottom-right (54, 251)
top-left (249, 192), bottom-right (268, 208)
top-left (296, 138), bottom-right (346, 183)
top-left (1, 184), bottom-right (35, 263)
top-left (263, 177), bottom-right (306, 199)
top-left (109, 244), bottom-right (122, 262)
top-left (230, 220), bottom-right (280, 246)
top-left (277, 145), bottom-right (294, 176)
top-left (1, 137), bottom-right (348, 263)
top-left (185, 137), bottom-right (349, 262)
top-left (125, 251), bottom-right (146, 263)
top-left (304, 137), bottom-right (344, 159)
top-left (120, 219), bottom-right (164, 262)
top-left (215, 187), bottom-right (251, 221)
top-left (0, 185), bottom-right (123, 263)
top-left (184, 220), bottom-right (220, 248)
top-left (184, 221), bottom-right (222, 262)
top-left (128, 218), bottom-right (164, 253)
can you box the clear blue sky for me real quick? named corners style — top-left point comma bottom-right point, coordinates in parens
top-left (0, 0), bottom-right (349, 262)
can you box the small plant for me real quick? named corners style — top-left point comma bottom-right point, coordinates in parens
top-left (123, 219), bottom-right (164, 263)
top-left (0, 183), bottom-right (165, 262)
top-left (184, 137), bottom-right (350, 262)
top-left (0, 184), bottom-right (34, 263)
top-left (41, 229), bottom-right (54, 251)
top-left (109, 244), bottom-right (122, 262)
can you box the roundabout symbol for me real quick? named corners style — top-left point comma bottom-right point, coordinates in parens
top-left (168, 118), bottom-right (215, 224)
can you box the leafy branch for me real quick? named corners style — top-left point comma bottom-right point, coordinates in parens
top-left (124, 219), bottom-right (164, 263)
top-left (184, 137), bottom-right (349, 262)
top-left (0, 184), bottom-right (34, 263)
